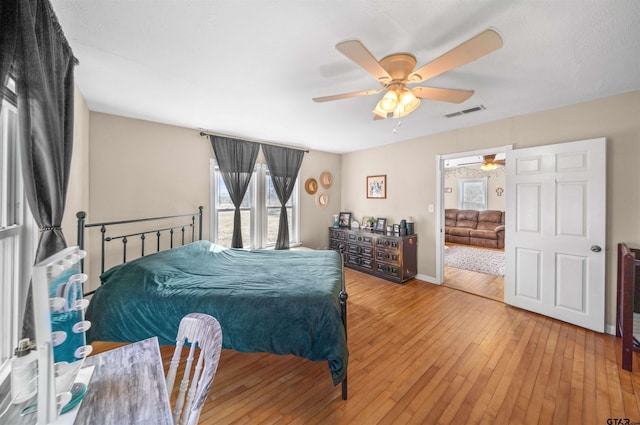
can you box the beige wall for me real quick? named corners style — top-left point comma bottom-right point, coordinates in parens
top-left (341, 90), bottom-right (640, 329)
top-left (88, 113), bottom-right (211, 224)
top-left (299, 150), bottom-right (342, 249)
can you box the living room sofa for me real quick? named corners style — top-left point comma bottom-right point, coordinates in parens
top-left (445, 209), bottom-right (505, 249)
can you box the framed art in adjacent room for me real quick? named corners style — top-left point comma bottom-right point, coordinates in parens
top-left (339, 212), bottom-right (352, 227)
top-left (366, 175), bottom-right (386, 199)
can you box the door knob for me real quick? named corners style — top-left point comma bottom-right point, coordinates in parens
top-left (590, 245), bottom-right (602, 252)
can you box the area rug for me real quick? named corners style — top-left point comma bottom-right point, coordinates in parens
top-left (444, 245), bottom-right (505, 276)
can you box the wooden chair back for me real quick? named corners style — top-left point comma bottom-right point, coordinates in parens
top-left (617, 243), bottom-right (640, 371)
top-left (165, 313), bottom-right (223, 425)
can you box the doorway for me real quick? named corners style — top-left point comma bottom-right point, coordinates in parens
top-left (435, 145), bottom-right (512, 302)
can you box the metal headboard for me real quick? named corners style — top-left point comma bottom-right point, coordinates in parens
top-left (76, 206), bottom-right (203, 295)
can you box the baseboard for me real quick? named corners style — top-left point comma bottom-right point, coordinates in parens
top-left (415, 273), bottom-right (439, 284)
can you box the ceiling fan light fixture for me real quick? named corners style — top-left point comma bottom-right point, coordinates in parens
top-left (372, 102), bottom-right (390, 118)
top-left (379, 90), bottom-right (398, 112)
top-left (480, 161), bottom-right (498, 171)
top-left (392, 103), bottom-right (405, 118)
top-left (400, 88), bottom-right (420, 113)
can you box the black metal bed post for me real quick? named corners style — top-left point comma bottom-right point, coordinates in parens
top-left (338, 247), bottom-right (348, 400)
top-left (100, 226), bottom-right (106, 274)
top-left (76, 211), bottom-right (86, 272)
top-left (198, 206), bottom-right (203, 240)
top-left (122, 237), bottom-right (128, 263)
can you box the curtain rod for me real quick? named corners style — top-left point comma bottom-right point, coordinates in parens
top-left (199, 131), bottom-right (309, 153)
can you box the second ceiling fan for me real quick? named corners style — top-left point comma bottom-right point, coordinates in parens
top-left (458, 154), bottom-right (506, 170)
top-left (313, 29), bottom-right (503, 120)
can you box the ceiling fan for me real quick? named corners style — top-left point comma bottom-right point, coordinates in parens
top-left (313, 29), bottom-right (503, 120)
top-left (458, 154), bottom-right (506, 170)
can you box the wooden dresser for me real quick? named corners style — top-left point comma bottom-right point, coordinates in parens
top-left (329, 227), bottom-right (417, 284)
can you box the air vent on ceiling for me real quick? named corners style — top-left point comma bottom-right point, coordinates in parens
top-left (445, 105), bottom-right (486, 118)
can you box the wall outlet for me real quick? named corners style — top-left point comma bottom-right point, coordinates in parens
top-left (428, 204), bottom-right (434, 213)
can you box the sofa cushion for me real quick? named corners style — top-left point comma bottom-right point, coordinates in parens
top-left (469, 229), bottom-right (498, 240)
top-left (445, 209), bottom-right (458, 228)
top-left (477, 221), bottom-right (501, 231)
top-left (455, 210), bottom-right (479, 229)
top-left (478, 210), bottom-right (503, 223)
top-left (449, 227), bottom-right (471, 237)
top-left (470, 237), bottom-right (499, 249)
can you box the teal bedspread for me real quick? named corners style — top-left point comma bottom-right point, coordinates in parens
top-left (85, 241), bottom-right (347, 385)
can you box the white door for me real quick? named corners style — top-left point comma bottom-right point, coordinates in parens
top-left (505, 137), bottom-right (606, 332)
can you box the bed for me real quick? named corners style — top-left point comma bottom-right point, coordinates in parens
top-left (78, 209), bottom-right (348, 398)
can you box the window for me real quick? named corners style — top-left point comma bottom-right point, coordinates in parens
top-left (459, 178), bottom-right (488, 210)
top-left (210, 161), bottom-right (299, 249)
top-left (0, 79), bottom-right (37, 385)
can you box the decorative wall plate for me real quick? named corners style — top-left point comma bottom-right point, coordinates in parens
top-left (315, 191), bottom-right (329, 208)
top-left (319, 171), bottom-right (333, 189)
top-left (305, 178), bottom-right (318, 195)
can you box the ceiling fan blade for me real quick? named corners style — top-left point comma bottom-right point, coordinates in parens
top-left (336, 40), bottom-right (392, 84)
top-left (412, 86), bottom-right (474, 103)
top-left (408, 29), bottom-right (503, 83)
top-left (373, 114), bottom-right (386, 121)
top-left (495, 160), bottom-right (506, 165)
top-left (313, 88), bottom-right (383, 103)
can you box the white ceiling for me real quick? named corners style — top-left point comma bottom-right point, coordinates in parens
top-left (50, 1), bottom-right (640, 154)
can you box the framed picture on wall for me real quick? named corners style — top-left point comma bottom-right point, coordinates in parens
top-left (367, 175), bottom-right (387, 199)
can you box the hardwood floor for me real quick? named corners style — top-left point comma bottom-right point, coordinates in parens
top-left (444, 266), bottom-right (504, 302)
top-left (91, 269), bottom-right (640, 424)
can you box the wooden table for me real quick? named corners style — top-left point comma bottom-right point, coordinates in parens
top-left (3, 336), bottom-right (172, 424)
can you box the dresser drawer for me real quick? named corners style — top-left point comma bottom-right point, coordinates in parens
top-left (348, 244), bottom-right (374, 257)
top-left (376, 237), bottom-right (400, 251)
top-left (348, 233), bottom-right (373, 246)
top-left (329, 239), bottom-right (346, 252)
top-left (329, 229), bottom-right (346, 240)
top-left (346, 255), bottom-right (374, 269)
top-left (376, 263), bottom-right (400, 278)
top-left (375, 250), bottom-right (400, 265)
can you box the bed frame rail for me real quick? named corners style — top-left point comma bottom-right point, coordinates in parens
top-left (77, 207), bottom-right (203, 295)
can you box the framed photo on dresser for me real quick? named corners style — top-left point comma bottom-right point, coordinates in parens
top-left (339, 212), bottom-right (352, 227)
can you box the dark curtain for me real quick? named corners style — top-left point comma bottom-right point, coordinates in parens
top-left (1, 0), bottom-right (78, 338)
top-left (262, 144), bottom-right (304, 250)
top-left (0, 1), bottom-right (18, 110)
top-left (209, 136), bottom-right (259, 248)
